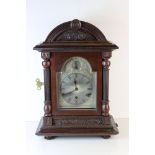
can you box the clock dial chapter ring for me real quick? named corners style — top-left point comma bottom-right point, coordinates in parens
top-left (60, 73), bottom-right (93, 105)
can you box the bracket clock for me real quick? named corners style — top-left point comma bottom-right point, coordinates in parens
top-left (34, 19), bottom-right (119, 139)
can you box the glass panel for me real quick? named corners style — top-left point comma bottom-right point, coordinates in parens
top-left (56, 57), bottom-right (97, 109)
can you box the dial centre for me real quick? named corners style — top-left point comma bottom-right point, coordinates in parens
top-left (60, 72), bottom-right (93, 105)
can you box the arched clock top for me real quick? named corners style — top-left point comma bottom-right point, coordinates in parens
top-left (45, 19), bottom-right (107, 42)
top-left (33, 19), bottom-right (118, 52)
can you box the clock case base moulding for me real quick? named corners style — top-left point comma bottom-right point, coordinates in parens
top-left (36, 115), bottom-right (118, 138)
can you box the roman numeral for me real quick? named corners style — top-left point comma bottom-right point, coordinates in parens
top-left (86, 93), bottom-right (91, 97)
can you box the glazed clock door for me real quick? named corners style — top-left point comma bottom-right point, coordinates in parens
top-left (52, 52), bottom-right (102, 115)
top-left (57, 56), bottom-right (97, 109)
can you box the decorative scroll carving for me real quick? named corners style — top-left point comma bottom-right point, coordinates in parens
top-left (54, 118), bottom-right (104, 128)
top-left (56, 30), bottom-right (96, 41)
top-left (42, 116), bottom-right (111, 129)
top-left (43, 117), bottom-right (53, 128)
top-left (44, 19), bottom-right (107, 42)
top-left (41, 52), bottom-right (50, 60)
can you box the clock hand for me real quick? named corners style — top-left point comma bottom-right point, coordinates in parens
top-left (62, 89), bottom-right (75, 96)
top-left (74, 80), bottom-right (79, 91)
top-left (74, 80), bottom-right (77, 87)
top-left (74, 73), bottom-right (78, 90)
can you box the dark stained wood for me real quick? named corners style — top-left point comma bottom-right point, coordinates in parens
top-left (102, 57), bottom-right (111, 116)
top-left (33, 20), bottom-right (118, 52)
top-left (102, 51), bottom-right (112, 116)
top-left (34, 19), bottom-right (119, 139)
top-left (45, 19), bottom-right (107, 42)
top-left (33, 41), bottom-right (118, 52)
top-left (44, 136), bottom-right (56, 140)
top-left (36, 115), bottom-right (118, 136)
top-left (102, 135), bottom-right (111, 139)
top-left (41, 52), bottom-right (52, 116)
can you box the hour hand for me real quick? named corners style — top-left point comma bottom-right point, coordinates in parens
top-left (62, 89), bottom-right (75, 96)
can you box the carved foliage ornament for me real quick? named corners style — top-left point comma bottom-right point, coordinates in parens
top-left (45, 19), bottom-right (108, 42)
top-left (56, 19), bottom-right (95, 41)
top-left (54, 118), bottom-right (104, 128)
top-left (56, 30), bottom-right (96, 41)
top-left (42, 116), bottom-right (111, 129)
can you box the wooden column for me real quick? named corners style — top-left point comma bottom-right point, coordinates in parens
top-left (102, 52), bottom-right (111, 116)
top-left (41, 52), bottom-right (52, 116)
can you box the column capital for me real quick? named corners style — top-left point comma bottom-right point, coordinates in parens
top-left (41, 52), bottom-right (51, 60)
top-left (102, 51), bottom-right (112, 59)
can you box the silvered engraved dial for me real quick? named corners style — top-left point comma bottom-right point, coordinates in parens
top-left (60, 73), bottom-right (93, 105)
top-left (57, 56), bottom-right (97, 109)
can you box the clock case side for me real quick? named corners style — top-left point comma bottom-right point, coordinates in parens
top-left (34, 19), bottom-right (119, 138)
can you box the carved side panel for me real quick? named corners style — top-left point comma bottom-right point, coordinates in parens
top-left (42, 116), bottom-right (111, 129)
top-left (54, 118), bottom-right (104, 128)
top-left (43, 117), bottom-right (53, 128)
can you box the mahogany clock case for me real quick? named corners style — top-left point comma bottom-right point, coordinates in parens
top-left (34, 19), bottom-right (119, 139)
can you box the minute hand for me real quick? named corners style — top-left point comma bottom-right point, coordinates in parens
top-left (74, 78), bottom-right (78, 89)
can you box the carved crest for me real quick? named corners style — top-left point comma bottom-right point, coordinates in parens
top-left (45, 19), bottom-right (107, 42)
top-left (70, 19), bottom-right (81, 30)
